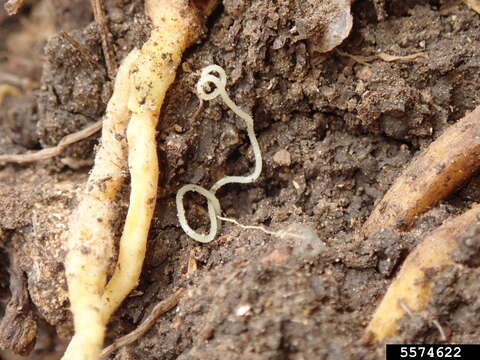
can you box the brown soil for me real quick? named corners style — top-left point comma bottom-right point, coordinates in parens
top-left (0, 0), bottom-right (479, 359)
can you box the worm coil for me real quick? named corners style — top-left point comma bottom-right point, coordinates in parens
top-left (176, 65), bottom-right (262, 243)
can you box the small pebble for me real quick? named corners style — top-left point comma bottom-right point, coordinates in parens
top-left (273, 149), bottom-right (291, 167)
top-left (109, 8), bottom-right (124, 24)
top-left (235, 305), bottom-right (251, 317)
top-left (173, 124), bottom-right (184, 133)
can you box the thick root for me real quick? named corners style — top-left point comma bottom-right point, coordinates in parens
top-left (63, 1), bottom-right (218, 359)
top-left (463, 0), bottom-right (480, 13)
top-left (365, 204), bottom-right (480, 342)
top-left (362, 106), bottom-right (480, 238)
top-left (100, 0), bottom-right (205, 323)
top-left (62, 50), bottom-right (138, 360)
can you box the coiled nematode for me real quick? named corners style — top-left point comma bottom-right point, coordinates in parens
top-left (176, 65), bottom-right (262, 243)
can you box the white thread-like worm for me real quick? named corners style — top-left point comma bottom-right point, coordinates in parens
top-left (176, 65), bottom-right (262, 243)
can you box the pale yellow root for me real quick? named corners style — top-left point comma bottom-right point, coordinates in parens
top-left (463, 0), bottom-right (480, 13)
top-left (100, 0), bottom-right (206, 324)
top-left (365, 204), bottom-right (480, 342)
top-left (62, 50), bottom-right (138, 360)
top-left (63, 1), bottom-right (217, 359)
top-left (362, 106), bottom-right (480, 238)
top-left (0, 84), bottom-right (21, 105)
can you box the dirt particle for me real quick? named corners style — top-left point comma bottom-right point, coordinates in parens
top-left (272, 149), bottom-right (291, 167)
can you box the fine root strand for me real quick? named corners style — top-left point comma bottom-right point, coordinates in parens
top-left (90, 0), bottom-right (117, 80)
top-left (59, 31), bottom-right (99, 68)
top-left (100, 288), bottom-right (186, 359)
top-left (0, 120), bottom-right (102, 164)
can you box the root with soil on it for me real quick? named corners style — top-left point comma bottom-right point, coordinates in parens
top-left (62, 1), bottom-right (218, 359)
top-left (363, 106), bottom-right (480, 342)
top-left (362, 106), bottom-right (480, 238)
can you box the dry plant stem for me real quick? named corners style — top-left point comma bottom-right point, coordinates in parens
top-left (91, 0), bottom-right (117, 80)
top-left (365, 204), bottom-right (480, 342)
top-left (100, 288), bottom-right (186, 359)
top-left (100, 0), bottom-right (206, 321)
top-left (60, 32), bottom-right (99, 67)
top-left (0, 121), bottom-right (101, 164)
top-left (362, 106), bottom-right (480, 238)
top-left (62, 50), bottom-right (138, 360)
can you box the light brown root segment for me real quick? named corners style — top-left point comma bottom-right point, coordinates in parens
top-left (100, 288), bottom-right (186, 359)
top-left (365, 204), bottom-right (480, 342)
top-left (0, 120), bottom-right (101, 164)
top-left (362, 106), bottom-right (480, 238)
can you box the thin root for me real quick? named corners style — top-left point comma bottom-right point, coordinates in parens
top-left (91, 0), bottom-right (117, 80)
top-left (191, 98), bottom-right (204, 123)
top-left (218, 215), bottom-right (278, 237)
top-left (337, 49), bottom-right (427, 66)
top-left (376, 52), bottom-right (428, 62)
top-left (60, 31), bottom-right (99, 67)
top-left (399, 301), bottom-right (447, 342)
top-left (432, 319), bottom-right (447, 342)
top-left (100, 288), bottom-right (186, 360)
top-left (0, 121), bottom-right (102, 164)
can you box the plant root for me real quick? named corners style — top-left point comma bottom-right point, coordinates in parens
top-left (336, 49), bottom-right (427, 66)
top-left (0, 83), bottom-right (20, 105)
top-left (100, 0), bottom-right (212, 323)
top-left (59, 31), bottom-right (99, 68)
top-left (364, 204), bottom-right (480, 342)
top-left (100, 288), bottom-right (186, 360)
top-left (462, 0), bottom-right (480, 13)
top-left (62, 49), bottom-right (138, 360)
top-left (63, 1), bottom-right (218, 359)
top-left (362, 106), bottom-right (480, 238)
top-left (90, 0), bottom-right (117, 80)
top-left (0, 120), bottom-right (102, 164)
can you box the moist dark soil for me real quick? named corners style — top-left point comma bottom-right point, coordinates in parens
top-left (1, 0), bottom-right (479, 359)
